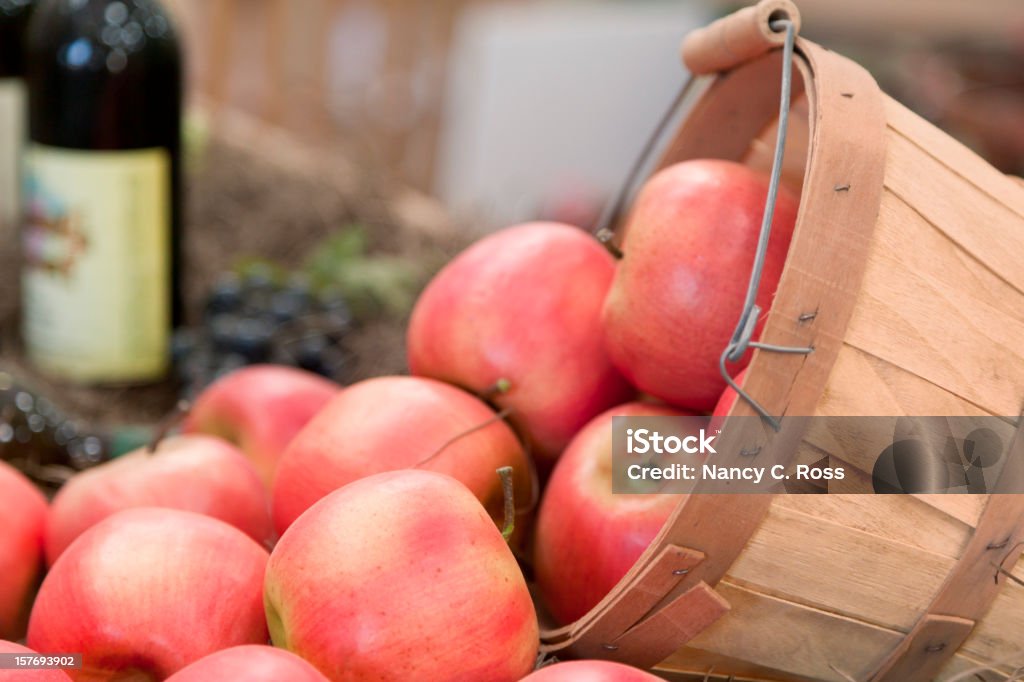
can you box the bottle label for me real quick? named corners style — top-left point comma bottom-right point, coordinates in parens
top-left (0, 78), bottom-right (25, 239)
top-left (22, 144), bottom-right (171, 383)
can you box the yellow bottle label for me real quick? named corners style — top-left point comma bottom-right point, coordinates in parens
top-left (22, 144), bottom-right (171, 383)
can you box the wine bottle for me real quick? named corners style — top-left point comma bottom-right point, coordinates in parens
top-left (23, 0), bottom-right (182, 384)
top-left (0, 0), bottom-right (35, 242)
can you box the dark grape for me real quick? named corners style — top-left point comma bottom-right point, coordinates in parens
top-left (172, 265), bottom-right (359, 399)
top-left (210, 314), bottom-right (243, 353)
top-left (205, 273), bottom-right (244, 317)
top-left (231, 318), bottom-right (276, 363)
top-left (268, 288), bottom-right (311, 324)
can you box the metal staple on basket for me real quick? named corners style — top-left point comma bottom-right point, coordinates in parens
top-left (593, 16), bottom-right (811, 431)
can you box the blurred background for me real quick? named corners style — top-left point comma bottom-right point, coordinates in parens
top-left (3, 0), bottom-right (1024, 473)
top-left (171, 0), bottom-right (1024, 228)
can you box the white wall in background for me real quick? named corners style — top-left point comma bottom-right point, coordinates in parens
top-left (436, 1), bottom-right (711, 230)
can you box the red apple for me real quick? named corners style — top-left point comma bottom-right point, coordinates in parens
top-left (602, 160), bottom-right (798, 411)
top-left (45, 434), bottom-right (273, 565)
top-left (522, 661), bottom-right (663, 681)
top-left (407, 222), bottom-right (634, 465)
top-left (0, 462), bottom-right (47, 641)
top-left (184, 364), bottom-right (340, 488)
top-left (164, 645), bottom-right (329, 682)
top-left (0, 641), bottom-right (72, 681)
top-left (271, 375), bottom-right (532, 536)
top-left (534, 402), bottom-right (691, 624)
top-left (28, 508), bottom-right (270, 680)
top-left (265, 470), bottom-right (539, 681)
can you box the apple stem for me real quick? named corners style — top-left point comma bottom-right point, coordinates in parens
top-left (146, 399), bottom-right (191, 454)
top-left (415, 406), bottom-right (514, 467)
top-left (497, 466), bottom-right (515, 542)
top-left (478, 378), bottom-right (512, 401)
top-left (595, 228), bottom-right (624, 259)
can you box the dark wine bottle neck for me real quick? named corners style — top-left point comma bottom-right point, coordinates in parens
top-left (0, 0), bottom-right (36, 78)
top-left (26, 0), bottom-right (182, 151)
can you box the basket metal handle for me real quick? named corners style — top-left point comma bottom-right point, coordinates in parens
top-left (592, 0), bottom-right (811, 429)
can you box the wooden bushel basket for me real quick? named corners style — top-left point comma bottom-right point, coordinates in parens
top-left (539, 1), bottom-right (1024, 680)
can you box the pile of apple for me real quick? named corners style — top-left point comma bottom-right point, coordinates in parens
top-left (0, 159), bottom-right (797, 681)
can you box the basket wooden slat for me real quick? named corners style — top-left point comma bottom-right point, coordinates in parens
top-left (819, 344), bottom-right (1004, 419)
top-left (881, 98), bottom-right (1024, 220)
top-left (667, 583), bottom-right (975, 681)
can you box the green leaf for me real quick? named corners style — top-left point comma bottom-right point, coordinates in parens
top-left (303, 226), bottom-right (424, 320)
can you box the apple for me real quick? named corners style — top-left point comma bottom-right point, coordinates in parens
top-left (165, 645), bottom-right (329, 682)
top-left (407, 222), bottom-right (634, 465)
top-left (271, 375), bottom-right (532, 537)
top-left (0, 641), bottom-right (72, 681)
top-left (602, 160), bottom-right (798, 411)
top-left (0, 461), bottom-right (47, 641)
top-left (521, 661), bottom-right (663, 681)
top-left (265, 470), bottom-right (539, 681)
top-left (534, 402), bottom-right (693, 625)
top-left (184, 364), bottom-right (340, 488)
top-left (45, 433), bottom-right (273, 565)
top-left (28, 508), bottom-right (270, 680)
